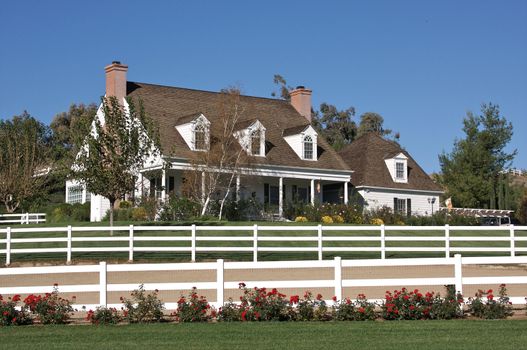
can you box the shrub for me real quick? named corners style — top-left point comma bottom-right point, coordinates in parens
top-left (332, 215), bottom-right (345, 224)
top-left (429, 285), bottom-right (463, 320)
top-left (48, 203), bottom-right (90, 223)
top-left (333, 294), bottom-right (376, 321)
top-left (23, 285), bottom-right (75, 324)
top-left (321, 215), bottom-right (334, 224)
top-left (296, 291), bottom-right (332, 321)
top-left (370, 218), bottom-right (384, 225)
top-left (86, 307), bottom-right (122, 325)
top-left (294, 216), bottom-right (308, 222)
top-left (217, 300), bottom-right (243, 322)
top-left (119, 200), bottom-right (132, 209)
top-left (0, 294), bottom-right (32, 326)
top-left (159, 195), bottom-right (200, 221)
top-left (131, 207), bottom-right (148, 221)
top-left (173, 287), bottom-right (213, 322)
top-left (121, 284), bottom-right (165, 323)
top-left (467, 284), bottom-right (513, 319)
top-left (238, 283), bottom-right (294, 321)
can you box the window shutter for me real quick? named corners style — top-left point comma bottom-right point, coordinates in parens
top-left (394, 197), bottom-right (398, 212)
top-left (264, 184), bottom-right (269, 204)
top-left (407, 198), bottom-right (412, 216)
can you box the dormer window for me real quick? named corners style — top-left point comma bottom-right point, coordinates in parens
top-left (303, 135), bottom-right (314, 160)
top-left (194, 123), bottom-right (207, 151)
top-left (250, 129), bottom-right (262, 156)
top-left (396, 162), bottom-right (405, 179)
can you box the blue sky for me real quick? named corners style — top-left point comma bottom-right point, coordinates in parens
top-left (1, 0), bottom-right (525, 173)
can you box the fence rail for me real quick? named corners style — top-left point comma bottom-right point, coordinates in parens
top-left (0, 255), bottom-right (526, 309)
top-left (0, 213), bottom-right (46, 225)
top-left (0, 224), bottom-right (526, 265)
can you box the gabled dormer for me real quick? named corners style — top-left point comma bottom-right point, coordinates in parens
top-left (283, 125), bottom-right (318, 161)
top-left (385, 152), bottom-right (408, 183)
top-left (234, 119), bottom-right (266, 157)
top-left (175, 113), bottom-right (210, 151)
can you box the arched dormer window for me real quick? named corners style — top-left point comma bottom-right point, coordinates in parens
top-left (303, 135), bottom-right (314, 160)
top-left (251, 129), bottom-right (261, 156)
top-left (194, 123), bottom-right (207, 151)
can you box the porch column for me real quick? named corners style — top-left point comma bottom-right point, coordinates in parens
top-left (278, 177), bottom-right (283, 217)
top-left (161, 168), bottom-right (167, 201)
top-left (344, 181), bottom-right (349, 205)
top-left (201, 171), bottom-right (206, 203)
top-left (81, 186), bottom-right (87, 204)
top-left (236, 174), bottom-right (241, 202)
top-left (310, 179), bottom-right (315, 205)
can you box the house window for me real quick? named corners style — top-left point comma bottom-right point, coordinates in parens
top-left (67, 186), bottom-right (83, 204)
top-left (194, 123), bottom-right (207, 151)
top-left (394, 197), bottom-right (406, 214)
top-left (396, 162), bottom-right (405, 179)
top-left (303, 135), bottom-right (314, 160)
top-left (251, 129), bottom-right (261, 156)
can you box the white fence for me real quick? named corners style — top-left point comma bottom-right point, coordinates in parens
top-left (0, 224), bottom-right (526, 265)
top-left (0, 213), bottom-right (46, 225)
top-left (0, 255), bottom-right (526, 309)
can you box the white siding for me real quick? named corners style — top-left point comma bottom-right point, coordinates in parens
top-left (283, 126), bottom-right (318, 161)
top-left (358, 188), bottom-right (440, 216)
top-left (175, 122), bottom-right (193, 149)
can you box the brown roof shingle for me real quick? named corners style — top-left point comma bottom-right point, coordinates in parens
top-left (338, 133), bottom-right (442, 192)
top-left (126, 82), bottom-right (350, 172)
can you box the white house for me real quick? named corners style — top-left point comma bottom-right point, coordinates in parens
top-left (338, 133), bottom-right (443, 216)
top-left (66, 62), bottom-right (353, 221)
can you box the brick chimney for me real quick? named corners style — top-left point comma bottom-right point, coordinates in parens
top-left (104, 61), bottom-right (128, 102)
top-left (290, 86), bottom-right (312, 122)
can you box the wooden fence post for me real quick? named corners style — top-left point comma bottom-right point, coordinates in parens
top-left (99, 261), bottom-right (107, 307)
top-left (454, 254), bottom-right (463, 296)
top-left (191, 224), bottom-right (196, 262)
top-left (216, 259), bottom-right (224, 308)
top-left (253, 224), bottom-right (258, 262)
top-left (510, 225), bottom-right (515, 257)
top-left (129, 225), bottom-right (134, 261)
top-left (334, 256), bottom-right (342, 302)
top-left (317, 225), bottom-right (323, 261)
top-left (445, 224), bottom-right (450, 258)
top-left (66, 225), bottom-right (72, 264)
top-left (380, 225), bottom-right (386, 259)
top-left (6, 227), bottom-right (11, 266)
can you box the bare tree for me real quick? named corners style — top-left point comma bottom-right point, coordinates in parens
top-left (182, 88), bottom-right (251, 219)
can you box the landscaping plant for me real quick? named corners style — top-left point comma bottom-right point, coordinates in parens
top-left (23, 285), bottom-right (75, 324)
top-left (121, 284), bottom-right (165, 323)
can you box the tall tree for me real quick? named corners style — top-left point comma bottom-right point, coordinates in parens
top-left (356, 112), bottom-right (394, 138)
top-left (72, 97), bottom-right (160, 226)
top-left (0, 112), bottom-right (51, 212)
top-left (312, 103), bottom-right (356, 151)
top-left (439, 103), bottom-right (516, 209)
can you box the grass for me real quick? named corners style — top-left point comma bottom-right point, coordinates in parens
top-left (1, 320), bottom-right (527, 350)
top-left (1, 220), bottom-right (526, 264)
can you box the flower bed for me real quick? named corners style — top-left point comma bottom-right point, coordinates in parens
top-left (0, 284), bottom-right (522, 327)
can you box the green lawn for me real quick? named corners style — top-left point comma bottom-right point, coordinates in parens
top-left (1, 221), bottom-right (525, 264)
top-left (1, 320), bottom-right (526, 350)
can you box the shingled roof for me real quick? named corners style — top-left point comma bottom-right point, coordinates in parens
top-left (338, 133), bottom-right (442, 191)
top-left (126, 82), bottom-right (350, 172)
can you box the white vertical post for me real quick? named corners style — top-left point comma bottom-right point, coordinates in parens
top-left (191, 224), bottom-right (196, 262)
top-left (380, 224), bottom-right (386, 259)
top-left (216, 259), bottom-right (224, 308)
top-left (310, 179), bottom-right (315, 205)
top-left (99, 261), bottom-right (107, 307)
top-left (253, 224), bottom-right (258, 262)
top-left (343, 182), bottom-right (348, 205)
top-left (26, 213), bottom-right (30, 224)
top-left (334, 256), bottom-right (342, 302)
top-left (236, 175), bottom-right (241, 202)
top-left (317, 224), bottom-right (323, 260)
top-left (161, 168), bottom-right (167, 201)
top-left (278, 177), bottom-right (283, 217)
top-left (454, 254), bottom-right (463, 296)
top-left (6, 227), bottom-right (11, 266)
top-left (129, 225), bottom-right (134, 261)
top-left (445, 224), bottom-right (450, 258)
top-left (66, 225), bottom-right (72, 264)
top-left (510, 225), bottom-right (515, 257)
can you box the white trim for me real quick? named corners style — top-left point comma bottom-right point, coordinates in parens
top-left (356, 185), bottom-right (443, 194)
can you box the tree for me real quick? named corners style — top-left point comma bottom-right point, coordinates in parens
top-left (312, 103), bottom-right (357, 151)
top-left (182, 88), bottom-right (250, 219)
top-left (271, 74), bottom-right (291, 101)
top-left (72, 97), bottom-right (160, 226)
top-left (0, 112), bottom-right (51, 212)
top-left (439, 103), bottom-right (517, 209)
top-left (357, 112), bottom-right (396, 139)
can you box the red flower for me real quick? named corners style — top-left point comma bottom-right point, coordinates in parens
top-left (332, 296), bottom-right (337, 302)
top-left (358, 307), bottom-right (365, 313)
top-left (316, 293), bottom-right (323, 301)
top-left (290, 295), bottom-right (299, 304)
top-left (403, 295), bottom-right (409, 301)
top-left (241, 310), bottom-right (247, 321)
top-left (11, 295), bottom-right (20, 302)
